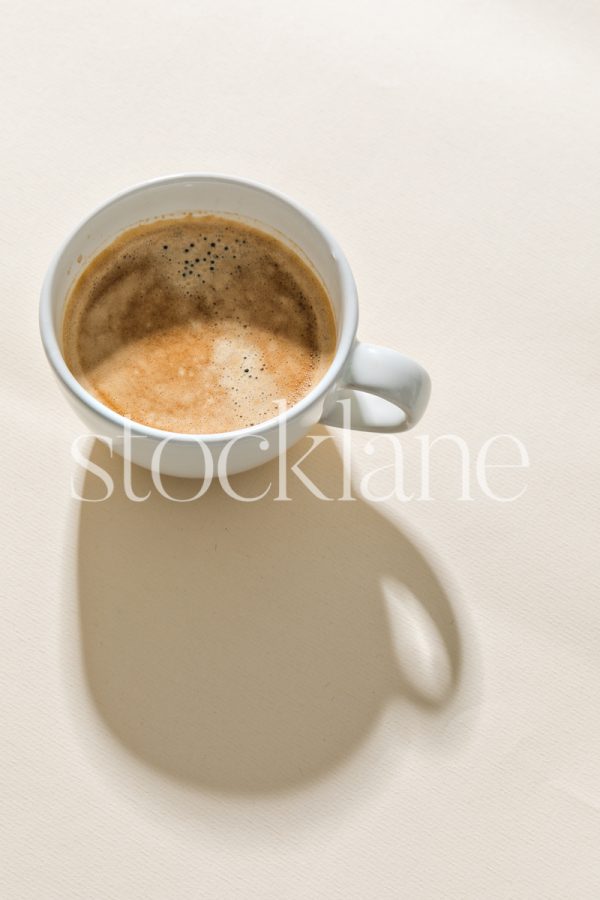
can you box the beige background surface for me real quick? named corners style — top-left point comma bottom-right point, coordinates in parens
top-left (2, 0), bottom-right (600, 897)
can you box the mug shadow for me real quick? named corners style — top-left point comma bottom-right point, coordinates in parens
top-left (77, 433), bottom-right (464, 794)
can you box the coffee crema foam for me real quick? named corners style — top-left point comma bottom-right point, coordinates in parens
top-left (62, 215), bottom-right (336, 434)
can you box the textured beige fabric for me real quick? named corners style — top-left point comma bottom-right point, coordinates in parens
top-left (2, 1), bottom-right (599, 897)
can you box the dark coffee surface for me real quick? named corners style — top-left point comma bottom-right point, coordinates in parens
top-left (63, 215), bottom-right (336, 433)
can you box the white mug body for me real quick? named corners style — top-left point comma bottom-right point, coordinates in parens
top-left (40, 174), bottom-right (430, 478)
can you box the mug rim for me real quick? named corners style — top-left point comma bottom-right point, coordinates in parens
top-left (39, 173), bottom-right (359, 444)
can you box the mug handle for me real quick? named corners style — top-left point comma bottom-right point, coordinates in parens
top-left (320, 342), bottom-right (431, 432)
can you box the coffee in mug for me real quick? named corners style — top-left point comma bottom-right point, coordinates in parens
top-left (62, 215), bottom-right (336, 434)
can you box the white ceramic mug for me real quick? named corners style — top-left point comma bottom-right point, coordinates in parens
top-left (40, 174), bottom-right (431, 478)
